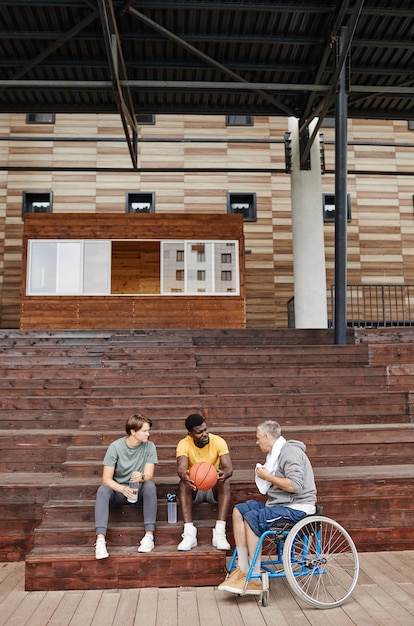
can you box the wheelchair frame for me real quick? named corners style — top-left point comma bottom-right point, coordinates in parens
top-left (226, 512), bottom-right (360, 608)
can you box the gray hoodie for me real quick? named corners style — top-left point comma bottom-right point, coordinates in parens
top-left (265, 440), bottom-right (317, 508)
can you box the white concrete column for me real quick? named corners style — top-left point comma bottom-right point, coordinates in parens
top-left (288, 117), bottom-right (328, 328)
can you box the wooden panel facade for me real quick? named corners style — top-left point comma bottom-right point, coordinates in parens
top-left (20, 213), bottom-right (245, 330)
top-left (1, 113), bottom-right (414, 328)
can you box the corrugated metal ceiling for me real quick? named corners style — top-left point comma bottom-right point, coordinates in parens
top-left (0, 0), bottom-right (413, 121)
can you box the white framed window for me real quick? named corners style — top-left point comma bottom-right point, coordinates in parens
top-left (83, 241), bottom-right (112, 293)
top-left (27, 239), bottom-right (239, 296)
top-left (27, 240), bottom-right (111, 295)
top-left (161, 240), bottom-right (239, 295)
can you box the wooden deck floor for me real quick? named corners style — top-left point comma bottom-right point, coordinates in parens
top-left (1, 551), bottom-right (413, 625)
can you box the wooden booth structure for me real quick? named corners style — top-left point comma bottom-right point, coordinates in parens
top-left (20, 213), bottom-right (245, 330)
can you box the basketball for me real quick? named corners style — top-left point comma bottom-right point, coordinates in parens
top-left (189, 461), bottom-right (218, 491)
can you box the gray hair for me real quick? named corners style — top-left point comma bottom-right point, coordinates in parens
top-left (257, 420), bottom-right (282, 440)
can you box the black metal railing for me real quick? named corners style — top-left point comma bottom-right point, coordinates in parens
top-left (331, 284), bottom-right (414, 328)
top-left (287, 284), bottom-right (414, 328)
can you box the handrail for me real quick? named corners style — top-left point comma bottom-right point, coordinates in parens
top-left (287, 284), bottom-right (414, 328)
top-left (331, 284), bottom-right (414, 328)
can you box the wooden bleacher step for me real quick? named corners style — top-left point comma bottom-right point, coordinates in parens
top-left (0, 326), bottom-right (414, 592)
top-left (25, 546), bottom-right (227, 591)
top-left (60, 423), bottom-right (414, 480)
top-left (23, 462), bottom-right (414, 591)
top-left (25, 495), bottom-right (227, 591)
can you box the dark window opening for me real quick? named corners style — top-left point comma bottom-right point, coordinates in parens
top-left (22, 191), bottom-right (53, 220)
top-left (136, 114), bottom-right (156, 125)
top-left (26, 114), bottom-right (56, 124)
top-left (226, 115), bottom-right (254, 126)
top-left (228, 192), bottom-right (257, 222)
top-left (126, 192), bottom-right (155, 213)
top-left (323, 193), bottom-right (352, 222)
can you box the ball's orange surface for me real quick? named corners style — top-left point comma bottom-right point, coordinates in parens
top-left (189, 461), bottom-right (218, 490)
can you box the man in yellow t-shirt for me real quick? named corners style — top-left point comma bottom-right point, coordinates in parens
top-left (176, 413), bottom-right (233, 551)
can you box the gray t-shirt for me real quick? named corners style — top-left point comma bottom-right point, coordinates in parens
top-left (103, 437), bottom-right (158, 485)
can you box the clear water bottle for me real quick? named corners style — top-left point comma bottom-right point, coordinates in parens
top-left (167, 493), bottom-right (177, 524)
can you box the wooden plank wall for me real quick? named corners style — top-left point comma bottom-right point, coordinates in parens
top-left (111, 241), bottom-right (161, 295)
top-left (20, 213), bottom-right (245, 330)
top-left (1, 113), bottom-right (414, 328)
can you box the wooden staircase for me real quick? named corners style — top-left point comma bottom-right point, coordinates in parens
top-left (0, 327), bottom-right (413, 591)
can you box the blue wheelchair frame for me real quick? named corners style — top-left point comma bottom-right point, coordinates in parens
top-left (225, 508), bottom-right (359, 608)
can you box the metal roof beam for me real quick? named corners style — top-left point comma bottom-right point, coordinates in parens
top-left (1, 80), bottom-right (413, 98)
top-left (4, 57), bottom-right (412, 79)
top-left (126, 4), bottom-right (293, 116)
top-left (1, 0), bottom-right (412, 17)
top-left (0, 79), bottom-right (329, 92)
top-left (4, 30), bottom-right (411, 50)
top-left (300, 0), bottom-right (351, 127)
top-left (98, 0), bottom-right (138, 168)
top-left (0, 0), bottom-right (94, 5)
top-left (299, 0), bottom-right (364, 169)
top-left (119, 1), bottom-right (334, 12)
top-left (353, 38), bottom-right (414, 49)
top-left (119, 0), bottom-right (414, 17)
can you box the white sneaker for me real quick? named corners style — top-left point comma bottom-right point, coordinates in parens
top-left (138, 534), bottom-right (155, 553)
top-left (212, 528), bottom-right (231, 551)
top-left (95, 538), bottom-right (109, 560)
top-left (177, 527), bottom-right (197, 551)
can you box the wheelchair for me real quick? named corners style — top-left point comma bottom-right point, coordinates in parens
top-left (226, 505), bottom-right (359, 608)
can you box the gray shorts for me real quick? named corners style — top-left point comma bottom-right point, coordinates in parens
top-left (193, 488), bottom-right (217, 504)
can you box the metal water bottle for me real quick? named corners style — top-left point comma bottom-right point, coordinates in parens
top-left (167, 493), bottom-right (177, 524)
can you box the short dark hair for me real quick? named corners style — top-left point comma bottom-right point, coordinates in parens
top-left (125, 412), bottom-right (152, 435)
top-left (185, 413), bottom-right (205, 432)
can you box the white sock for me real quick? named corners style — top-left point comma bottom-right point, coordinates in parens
top-left (184, 522), bottom-right (195, 532)
top-left (236, 546), bottom-right (249, 573)
top-left (215, 520), bottom-right (226, 533)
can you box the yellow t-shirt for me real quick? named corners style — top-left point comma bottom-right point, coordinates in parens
top-left (176, 433), bottom-right (229, 469)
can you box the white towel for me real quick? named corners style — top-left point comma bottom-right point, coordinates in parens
top-left (255, 436), bottom-right (286, 495)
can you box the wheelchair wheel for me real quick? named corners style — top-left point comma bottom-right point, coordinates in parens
top-left (282, 515), bottom-right (359, 609)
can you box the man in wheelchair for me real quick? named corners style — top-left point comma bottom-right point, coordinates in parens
top-left (218, 420), bottom-right (316, 595)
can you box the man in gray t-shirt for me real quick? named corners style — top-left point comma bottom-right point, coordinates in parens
top-left (94, 412), bottom-right (158, 559)
top-left (103, 436), bottom-right (158, 484)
